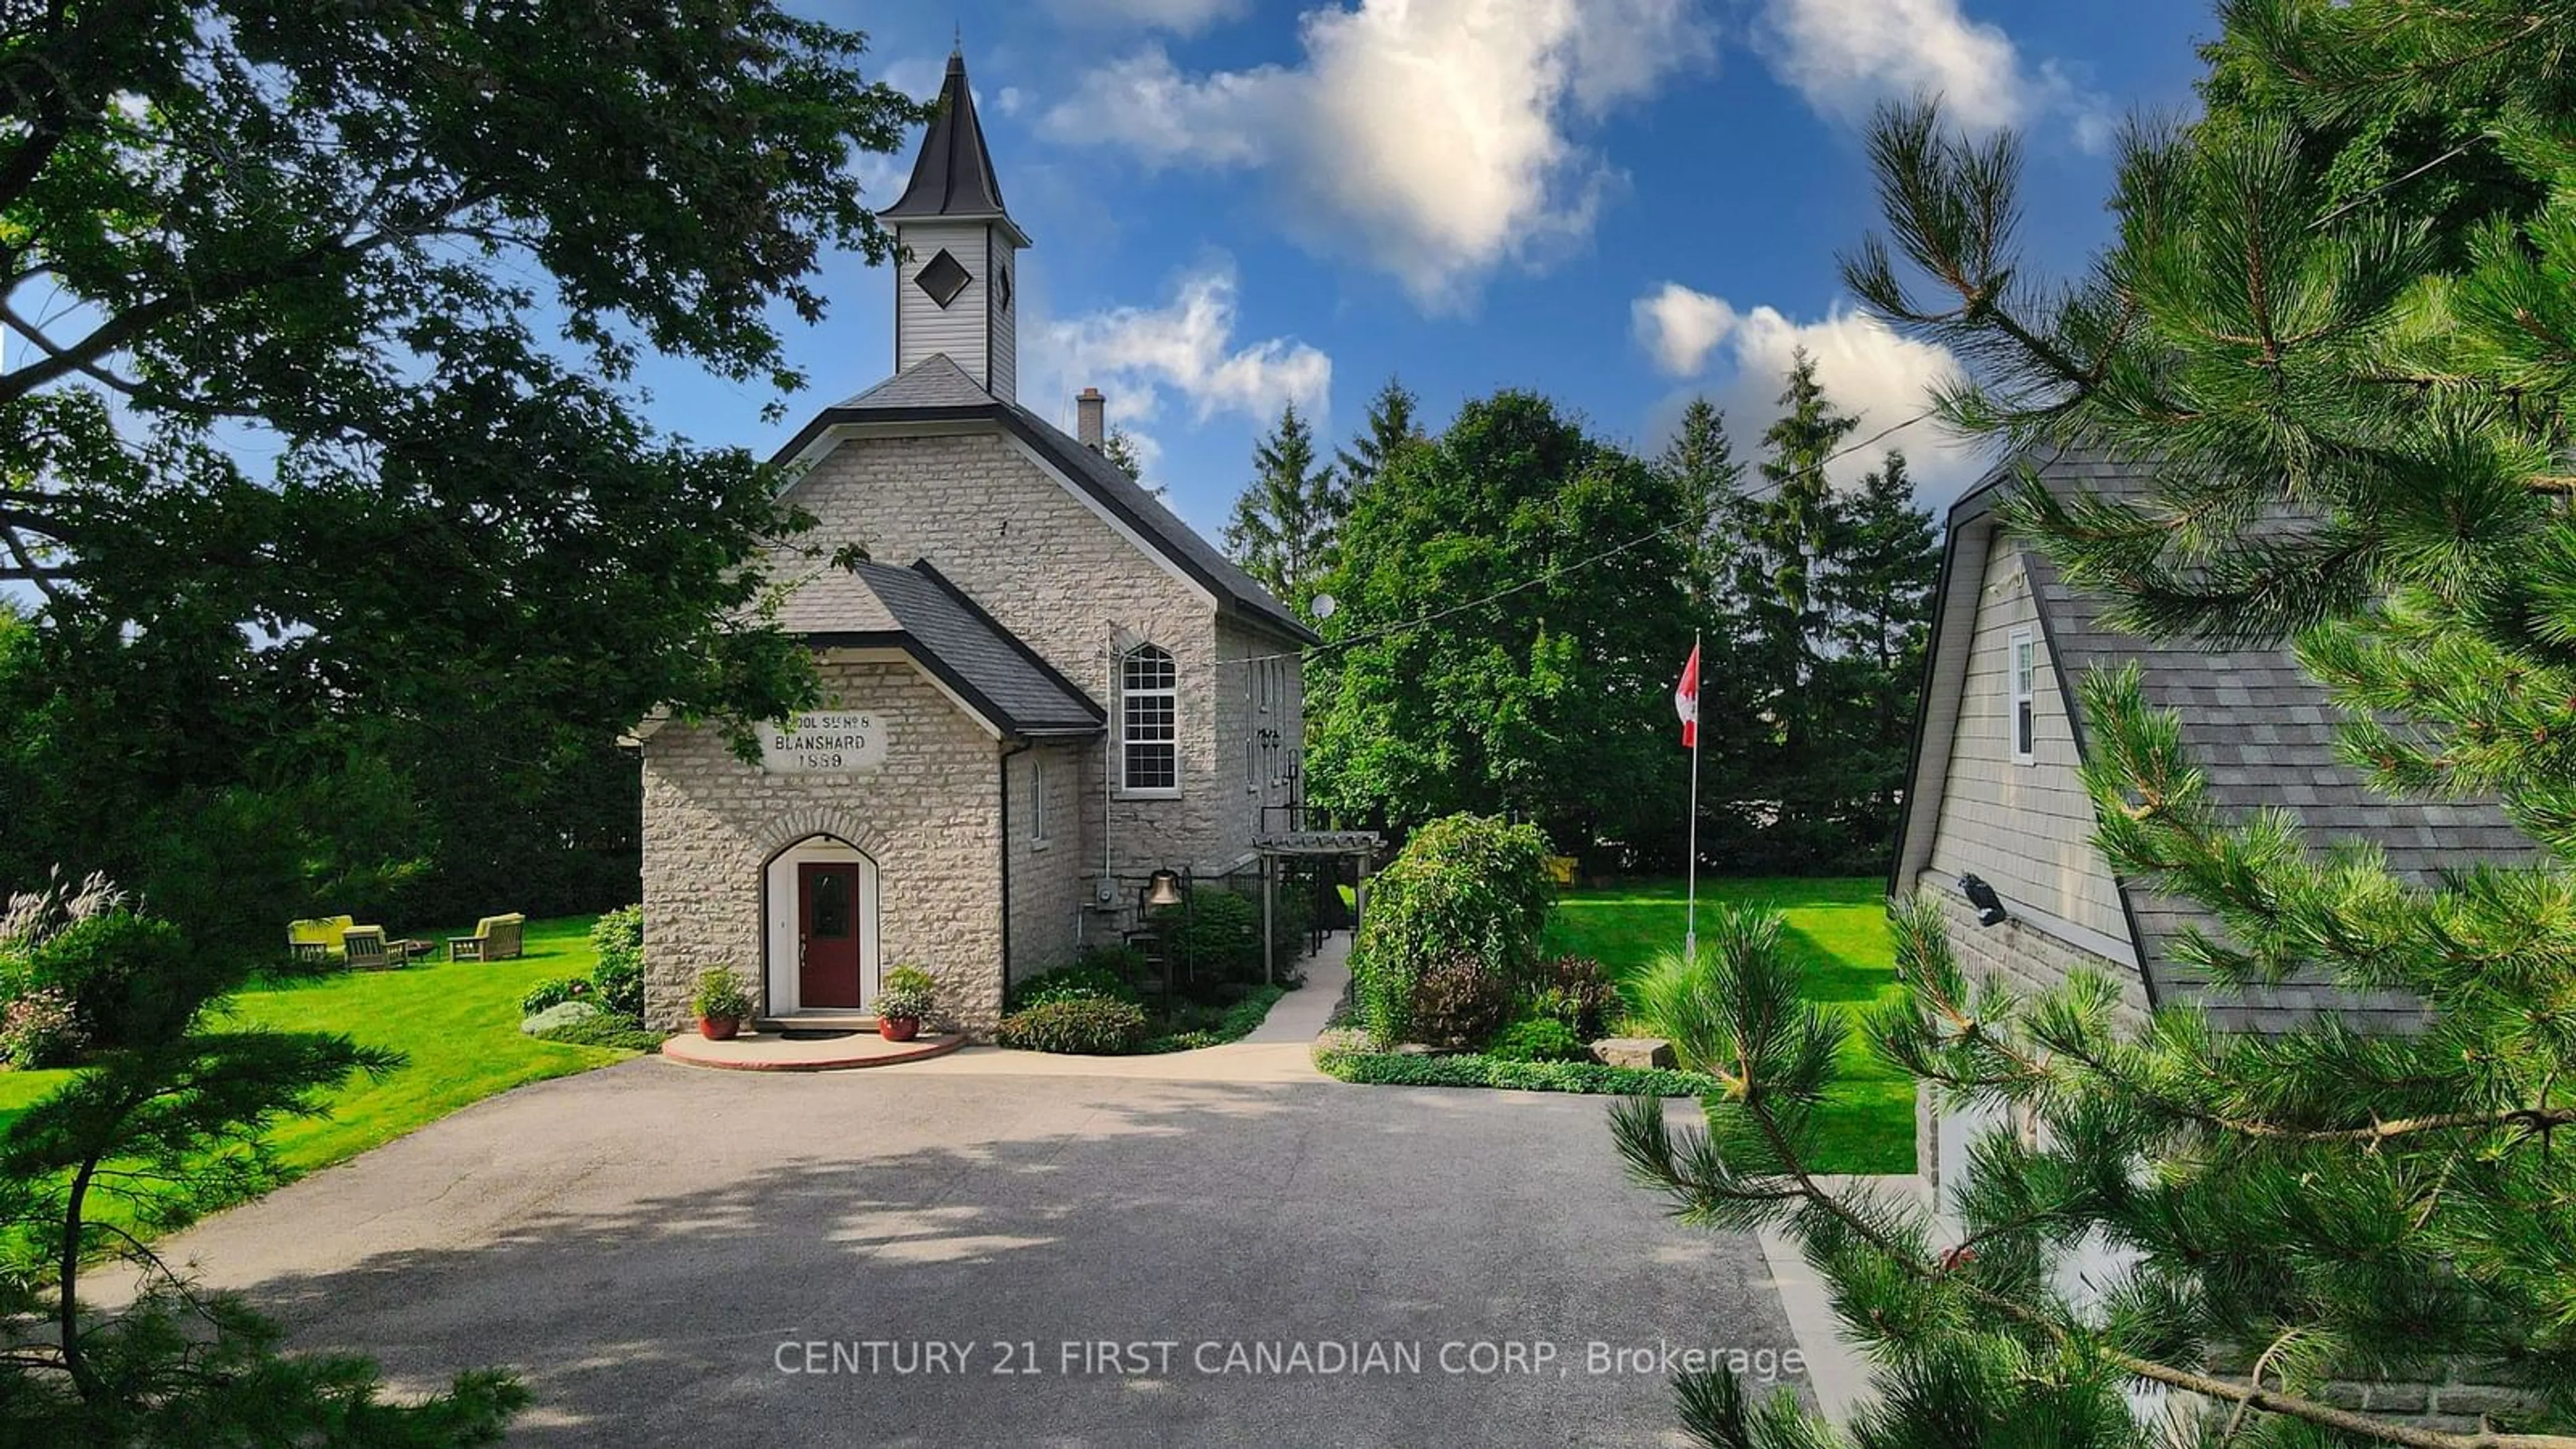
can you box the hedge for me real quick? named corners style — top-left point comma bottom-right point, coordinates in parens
top-left (1313, 1046), bottom-right (1725, 1099)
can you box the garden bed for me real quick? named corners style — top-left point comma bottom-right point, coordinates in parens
top-left (1313, 1044), bottom-right (1725, 1097)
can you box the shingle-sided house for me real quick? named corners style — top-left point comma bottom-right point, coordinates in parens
top-left (1890, 446), bottom-right (2530, 1197)
top-left (636, 50), bottom-right (1317, 1037)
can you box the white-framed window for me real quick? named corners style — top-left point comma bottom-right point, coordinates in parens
top-left (1245, 737), bottom-right (1259, 795)
top-left (1120, 643), bottom-right (1179, 795)
top-left (1258, 657), bottom-right (1274, 714)
top-left (2008, 626), bottom-right (2037, 763)
top-left (1028, 753), bottom-right (1051, 846)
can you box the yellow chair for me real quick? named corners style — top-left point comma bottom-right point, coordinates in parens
top-left (447, 913), bottom-right (526, 962)
top-left (1543, 855), bottom-right (1579, 890)
top-left (288, 915), bottom-right (356, 962)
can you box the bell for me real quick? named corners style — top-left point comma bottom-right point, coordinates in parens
top-left (1144, 869), bottom-right (1185, 908)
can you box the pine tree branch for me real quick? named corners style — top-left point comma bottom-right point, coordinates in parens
top-left (1722, 1094), bottom-right (2576, 1448)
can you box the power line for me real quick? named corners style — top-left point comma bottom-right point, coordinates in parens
top-left (1206, 405), bottom-right (1943, 671)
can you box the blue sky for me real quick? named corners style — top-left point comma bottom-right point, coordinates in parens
top-left (636, 0), bottom-right (2220, 534)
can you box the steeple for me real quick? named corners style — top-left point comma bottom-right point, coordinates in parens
top-left (883, 48), bottom-right (1027, 400)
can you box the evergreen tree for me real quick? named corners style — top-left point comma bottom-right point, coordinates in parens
top-left (1657, 396), bottom-right (1749, 621)
top-left (1099, 427), bottom-right (1147, 484)
top-left (1618, 3), bottom-right (2576, 1445)
top-left (1335, 375), bottom-right (1424, 496)
top-left (1815, 451), bottom-right (1939, 853)
top-left (1224, 403), bottom-right (1343, 614)
top-left (1721, 352), bottom-right (1868, 868)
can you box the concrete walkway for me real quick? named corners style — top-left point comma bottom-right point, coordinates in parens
top-left (908, 930), bottom-right (1352, 1085)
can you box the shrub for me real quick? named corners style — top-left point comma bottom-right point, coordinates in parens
top-left (1411, 952), bottom-right (1511, 1051)
top-left (536, 1013), bottom-right (666, 1052)
top-left (520, 977), bottom-right (593, 1016)
top-left (1138, 985), bottom-right (1285, 1053)
top-left (588, 906), bottom-right (643, 1016)
top-left (0, 987), bottom-right (86, 1068)
top-left (1313, 1046), bottom-right (1723, 1098)
top-left (1154, 886), bottom-right (1262, 983)
top-left (691, 966), bottom-right (753, 1021)
top-left (996, 997), bottom-right (1150, 1055)
top-left (1350, 813), bottom-right (1552, 1045)
top-left (1525, 954), bottom-right (1621, 1040)
top-left (1485, 1016), bottom-right (1588, 1063)
top-left (15, 910), bottom-right (219, 1049)
top-left (1010, 950), bottom-right (1144, 1010)
top-left (875, 964), bottom-right (937, 1022)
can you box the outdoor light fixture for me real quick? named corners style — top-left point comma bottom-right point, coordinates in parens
top-left (1958, 873), bottom-right (2008, 928)
top-left (1144, 869), bottom-right (1185, 908)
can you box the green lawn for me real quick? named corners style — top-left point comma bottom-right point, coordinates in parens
top-left (1545, 877), bottom-right (1917, 1175)
top-left (0, 914), bottom-right (645, 1208)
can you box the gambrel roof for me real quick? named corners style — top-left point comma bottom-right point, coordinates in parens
top-left (1894, 447), bottom-right (2530, 1033)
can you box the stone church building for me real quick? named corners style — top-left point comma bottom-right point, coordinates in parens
top-left (637, 50), bottom-right (1316, 1036)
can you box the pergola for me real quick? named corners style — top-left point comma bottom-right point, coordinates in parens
top-left (1252, 828), bottom-right (1381, 983)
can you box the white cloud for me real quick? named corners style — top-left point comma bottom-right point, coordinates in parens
top-left (1044, 0), bottom-right (1713, 309)
top-left (1753, 0), bottom-right (2108, 147)
top-left (1633, 282), bottom-right (1740, 378)
top-left (1030, 262), bottom-right (1332, 436)
top-left (1042, 0), bottom-right (1250, 34)
top-left (1635, 282), bottom-right (1985, 502)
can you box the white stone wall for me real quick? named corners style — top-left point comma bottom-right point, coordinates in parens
top-left (780, 429), bottom-right (1296, 887)
top-left (1006, 740), bottom-right (1087, 985)
top-left (641, 656), bottom-right (1007, 1037)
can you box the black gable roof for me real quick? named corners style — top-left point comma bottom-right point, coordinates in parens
top-left (773, 354), bottom-right (1320, 647)
top-left (793, 558), bottom-right (1103, 739)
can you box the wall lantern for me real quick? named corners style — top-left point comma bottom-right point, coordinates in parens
top-left (1958, 873), bottom-right (2009, 928)
top-left (1144, 869), bottom-right (1186, 909)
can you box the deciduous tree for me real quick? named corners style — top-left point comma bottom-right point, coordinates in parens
top-left (0, 1), bottom-right (924, 942)
top-left (1308, 391), bottom-right (1694, 859)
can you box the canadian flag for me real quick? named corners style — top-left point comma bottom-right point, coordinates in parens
top-left (1674, 643), bottom-right (1701, 749)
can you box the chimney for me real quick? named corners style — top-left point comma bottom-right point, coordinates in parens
top-left (1077, 387), bottom-right (1106, 451)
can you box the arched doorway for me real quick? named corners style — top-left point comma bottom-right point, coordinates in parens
top-left (763, 837), bottom-right (881, 1016)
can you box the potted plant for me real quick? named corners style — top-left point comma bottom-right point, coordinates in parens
top-left (874, 965), bottom-right (938, 1042)
top-left (692, 966), bottom-right (752, 1041)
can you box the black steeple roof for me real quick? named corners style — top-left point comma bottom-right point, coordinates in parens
top-left (882, 50), bottom-right (1024, 241)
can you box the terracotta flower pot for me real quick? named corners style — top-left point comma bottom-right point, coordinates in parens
top-left (879, 1016), bottom-right (920, 1042)
top-left (698, 1015), bottom-right (740, 1041)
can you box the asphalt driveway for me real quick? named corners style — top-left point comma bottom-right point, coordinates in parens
top-left (150, 1058), bottom-right (1809, 1446)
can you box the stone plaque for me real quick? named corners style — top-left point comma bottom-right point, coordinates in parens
top-left (759, 712), bottom-right (887, 773)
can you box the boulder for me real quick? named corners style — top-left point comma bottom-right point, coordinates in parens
top-left (1591, 1036), bottom-right (1676, 1069)
top-left (520, 1000), bottom-right (601, 1036)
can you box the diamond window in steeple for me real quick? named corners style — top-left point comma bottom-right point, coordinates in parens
top-left (916, 248), bottom-right (971, 309)
top-left (993, 264), bottom-right (1012, 314)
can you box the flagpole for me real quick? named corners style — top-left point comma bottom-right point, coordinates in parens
top-left (1686, 628), bottom-right (1701, 961)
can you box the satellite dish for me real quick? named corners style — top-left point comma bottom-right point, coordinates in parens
top-left (1311, 594), bottom-right (1338, 619)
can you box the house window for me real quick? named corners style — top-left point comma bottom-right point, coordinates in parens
top-left (1245, 737), bottom-right (1259, 795)
top-left (1259, 657), bottom-right (1273, 714)
top-left (1121, 644), bottom-right (1179, 794)
top-left (2008, 626), bottom-right (2037, 763)
top-left (1028, 754), bottom-right (1051, 846)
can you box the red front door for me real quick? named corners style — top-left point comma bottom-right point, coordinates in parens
top-left (797, 862), bottom-right (863, 1009)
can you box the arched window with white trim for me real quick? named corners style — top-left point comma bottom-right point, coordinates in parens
top-left (1120, 643), bottom-right (1179, 795)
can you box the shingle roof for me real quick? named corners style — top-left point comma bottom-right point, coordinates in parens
top-left (880, 51), bottom-right (1021, 241)
top-left (776, 557), bottom-right (1102, 737)
top-left (783, 353), bottom-right (1320, 646)
top-left (1896, 447), bottom-right (2531, 1033)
